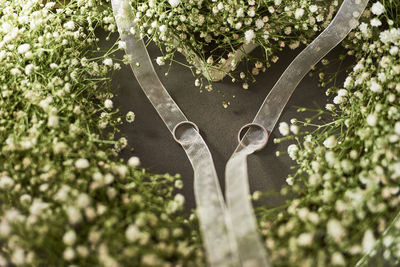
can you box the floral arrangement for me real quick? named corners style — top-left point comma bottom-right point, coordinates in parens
top-left (131, 0), bottom-right (339, 89)
top-left (262, 1), bottom-right (400, 266)
top-left (0, 0), bottom-right (203, 266)
top-left (0, 0), bottom-right (399, 266)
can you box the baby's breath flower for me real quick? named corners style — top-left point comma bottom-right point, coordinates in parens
top-left (295, 8), bottom-right (305, 19)
top-left (75, 158), bottom-right (90, 169)
top-left (279, 122), bottom-right (290, 136)
top-left (327, 219), bottom-right (346, 243)
top-left (371, 18), bottom-right (382, 27)
top-left (394, 122), bottom-right (400, 135)
top-left (371, 2), bottom-right (385, 16)
top-left (362, 229), bottom-right (376, 253)
top-left (64, 21), bottom-right (75, 30)
top-left (287, 144), bottom-right (299, 160)
top-left (290, 125), bottom-right (300, 135)
top-left (309, 5), bottom-right (318, 13)
top-left (17, 43), bottom-right (30, 54)
top-left (63, 230), bottom-right (77, 246)
top-left (126, 111), bottom-right (135, 123)
top-left (370, 80), bottom-right (383, 93)
top-left (323, 136), bottom-right (337, 149)
top-left (63, 247), bottom-right (75, 261)
top-left (128, 156), bottom-right (141, 167)
top-left (366, 113), bottom-right (378, 126)
top-left (103, 58), bottom-right (113, 67)
top-left (104, 99), bottom-right (113, 109)
top-left (244, 29), bottom-right (255, 43)
top-left (0, 176), bottom-right (14, 189)
top-left (168, 0), bottom-right (180, 8)
top-left (125, 224), bottom-right (140, 242)
top-left (156, 57), bottom-right (165, 66)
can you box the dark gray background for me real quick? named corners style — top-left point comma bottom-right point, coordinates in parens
top-left (109, 35), bottom-right (349, 210)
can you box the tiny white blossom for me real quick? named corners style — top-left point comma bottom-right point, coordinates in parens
top-left (286, 177), bottom-right (294, 186)
top-left (126, 111), bottom-right (135, 123)
top-left (47, 114), bottom-right (59, 128)
top-left (75, 158), bottom-right (90, 169)
top-left (66, 206), bottom-right (82, 224)
top-left (11, 68), bottom-right (21, 76)
top-left (236, 8), bottom-right (244, 17)
top-left (0, 176), bottom-right (14, 189)
top-left (279, 122), bottom-right (289, 136)
top-left (309, 5), bottom-right (318, 13)
top-left (362, 229), bottom-right (376, 253)
top-left (103, 58), bottom-right (113, 66)
top-left (337, 89), bottom-right (348, 97)
top-left (63, 230), bottom-right (77, 246)
top-left (371, 2), bottom-right (385, 16)
top-left (295, 8), bottom-right (305, 19)
top-left (389, 46), bottom-right (399, 55)
top-left (125, 224), bottom-right (140, 242)
top-left (50, 63), bottom-right (58, 69)
top-left (370, 80), bottom-right (382, 93)
top-left (20, 194), bottom-right (31, 205)
top-left (104, 99), bottom-right (113, 109)
top-left (379, 28), bottom-right (400, 44)
top-left (63, 21), bottom-right (75, 30)
top-left (323, 136), bottom-right (337, 149)
top-left (370, 18), bottom-right (382, 27)
top-left (378, 72), bottom-right (386, 82)
top-left (290, 125), bottom-right (299, 135)
top-left (327, 219), bottom-right (345, 242)
top-left (29, 199), bottom-right (49, 216)
top-left (326, 103), bottom-right (335, 111)
top-left (159, 25), bottom-right (167, 33)
top-left (156, 57), bottom-right (165, 66)
top-left (118, 41), bottom-right (126, 50)
top-left (359, 22), bottom-right (370, 37)
top-left (244, 29), bottom-right (255, 42)
top-left (366, 113), bottom-right (378, 126)
top-left (287, 144), bottom-right (298, 160)
top-left (394, 122), bottom-right (400, 135)
top-left (333, 95), bottom-right (344, 104)
top-left (76, 194), bottom-right (91, 208)
top-left (11, 248), bottom-right (25, 265)
top-left (248, 9), bottom-right (256, 17)
top-left (297, 233), bottom-right (314, 246)
top-left (18, 43), bottom-right (31, 54)
top-left (255, 19), bottom-right (264, 30)
top-left (128, 156), bottom-right (141, 167)
top-left (344, 77), bottom-right (354, 89)
top-left (63, 247), bottom-right (75, 261)
top-left (0, 220), bottom-right (11, 237)
top-left (168, 0), bottom-right (180, 8)
top-left (25, 64), bottom-right (34, 75)
top-left (331, 252), bottom-right (346, 266)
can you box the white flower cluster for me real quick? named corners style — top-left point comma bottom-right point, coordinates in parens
top-left (267, 1), bottom-right (400, 266)
top-left (0, 0), bottom-right (201, 266)
top-left (1, 0), bottom-right (399, 266)
top-left (131, 0), bottom-right (337, 87)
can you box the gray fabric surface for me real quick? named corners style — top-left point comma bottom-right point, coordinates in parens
top-left (110, 37), bottom-right (350, 210)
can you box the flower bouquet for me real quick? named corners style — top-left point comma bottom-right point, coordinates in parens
top-left (0, 0), bottom-right (400, 266)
